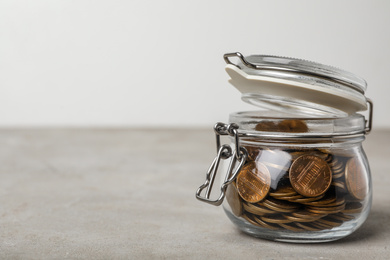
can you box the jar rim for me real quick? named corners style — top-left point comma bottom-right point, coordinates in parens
top-left (229, 111), bottom-right (367, 138)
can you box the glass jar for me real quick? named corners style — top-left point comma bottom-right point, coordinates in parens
top-left (196, 52), bottom-right (373, 243)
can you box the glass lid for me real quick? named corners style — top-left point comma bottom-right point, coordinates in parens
top-left (224, 52), bottom-right (368, 117)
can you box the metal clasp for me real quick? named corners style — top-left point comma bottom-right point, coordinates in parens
top-left (365, 98), bottom-right (373, 134)
top-left (196, 123), bottom-right (247, 206)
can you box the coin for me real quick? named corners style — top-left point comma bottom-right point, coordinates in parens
top-left (345, 157), bottom-right (368, 201)
top-left (331, 181), bottom-right (347, 192)
top-left (307, 203), bottom-right (346, 212)
top-left (342, 202), bottom-right (363, 214)
top-left (295, 222), bottom-right (322, 231)
top-left (317, 217), bottom-right (343, 227)
top-left (278, 223), bottom-right (305, 232)
top-left (310, 221), bottom-right (332, 230)
top-left (243, 145), bottom-right (261, 161)
top-left (236, 162), bottom-right (271, 203)
top-left (252, 215), bottom-right (280, 230)
top-left (291, 211), bottom-right (326, 220)
top-left (288, 194), bottom-right (324, 203)
top-left (255, 121), bottom-right (278, 132)
top-left (278, 119), bottom-right (309, 133)
top-left (261, 198), bottom-right (301, 213)
top-left (269, 186), bottom-right (298, 198)
top-left (284, 214), bottom-right (321, 223)
top-left (261, 215), bottom-right (293, 224)
top-left (275, 194), bottom-right (304, 201)
top-left (226, 182), bottom-right (243, 217)
top-left (302, 194), bottom-right (337, 206)
top-left (289, 155), bottom-right (332, 197)
top-left (243, 202), bottom-right (274, 215)
top-left (242, 213), bottom-right (262, 227)
top-left (307, 204), bottom-right (345, 215)
top-left (327, 213), bottom-right (355, 222)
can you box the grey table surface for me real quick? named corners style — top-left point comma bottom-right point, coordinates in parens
top-left (0, 128), bottom-right (389, 259)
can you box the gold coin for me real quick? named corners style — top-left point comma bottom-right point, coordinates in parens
top-left (243, 202), bottom-right (274, 215)
top-left (289, 155), bottom-right (332, 197)
top-left (226, 182), bottom-right (243, 217)
top-left (345, 157), bottom-right (368, 201)
top-left (236, 162), bottom-right (271, 203)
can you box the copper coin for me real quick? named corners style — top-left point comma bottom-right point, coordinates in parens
top-left (302, 194), bottom-right (337, 206)
top-left (278, 223), bottom-right (305, 232)
top-left (295, 222), bottom-right (322, 232)
top-left (261, 215), bottom-right (292, 224)
top-left (226, 182), bottom-right (243, 217)
top-left (284, 214), bottom-right (320, 223)
top-left (236, 162), bottom-right (271, 203)
top-left (331, 181), bottom-right (347, 191)
top-left (243, 202), bottom-right (274, 215)
top-left (255, 121), bottom-right (278, 132)
top-left (269, 186), bottom-right (298, 198)
top-left (345, 157), bottom-right (368, 201)
top-left (310, 221), bottom-right (332, 230)
top-left (327, 213), bottom-right (354, 222)
top-left (307, 203), bottom-right (346, 212)
top-left (291, 211), bottom-right (326, 220)
top-left (276, 195), bottom-right (304, 201)
top-left (342, 202), bottom-right (363, 214)
top-left (289, 155), bottom-right (332, 197)
top-left (262, 198), bottom-right (300, 210)
top-left (252, 215), bottom-right (280, 230)
top-left (242, 213), bottom-right (262, 227)
top-left (243, 145), bottom-right (261, 161)
top-left (288, 194), bottom-right (324, 203)
top-left (278, 119), bottom-right (309, 133)
top-left (317, 217), bottom-right (343, 227)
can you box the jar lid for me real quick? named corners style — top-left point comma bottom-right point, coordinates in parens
top-left (224, 52), bottom-right (369, 117)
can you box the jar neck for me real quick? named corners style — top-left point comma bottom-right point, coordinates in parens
top-left (237, 135), bottom-right (365, 148)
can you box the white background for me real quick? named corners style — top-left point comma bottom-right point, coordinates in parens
top-left (1, 0), bottom-right (389, 128)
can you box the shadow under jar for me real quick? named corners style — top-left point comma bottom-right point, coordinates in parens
top-left (196, 52), bottom-right (373, 243)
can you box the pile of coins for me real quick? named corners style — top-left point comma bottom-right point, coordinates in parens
top-left (225, 121), bottom-right (368, 232)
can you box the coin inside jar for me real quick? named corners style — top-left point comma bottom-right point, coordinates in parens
top-left (236, 162), bottom-right (271, 203)
top-left (225, 182), bottom-right (243, 217)
top-left (345, 157), bottom-right (368, 201)
top-left (289, 155), bottom-right (332, 197)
